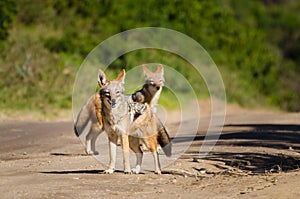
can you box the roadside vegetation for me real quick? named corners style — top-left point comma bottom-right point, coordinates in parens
top-left (0, 0), bottom-right (299, 116)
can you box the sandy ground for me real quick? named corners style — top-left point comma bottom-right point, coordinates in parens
top-left (0, 107), bottom-right (300, 198)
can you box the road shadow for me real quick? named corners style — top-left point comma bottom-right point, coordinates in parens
top-left (203, 151), bottom-right (300, 173)
top-left (40, 169), bottom-right (199, 177)
top-left (50, 152), bottom-right (90, 156)
top-left (41, 170), bottom-right (104, 174)
top-left (176, 124), bottom-right (300, 173)
top-left (40, 169), bottom-right (131, 175)
top-left (221, 124), bottom-right (299, 151)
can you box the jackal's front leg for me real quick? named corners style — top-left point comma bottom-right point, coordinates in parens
top-left (104, 135), bottom-right (118, 174)
top-left (120, 134), bottom-right (131, 174)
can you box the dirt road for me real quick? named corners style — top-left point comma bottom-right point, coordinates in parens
top-left (0, 112), bottom-right (300, 198)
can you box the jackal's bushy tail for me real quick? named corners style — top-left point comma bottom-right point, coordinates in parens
top-left (74, 95), bottom-right (95, 137)
top-left (74, 106), bottom-right (91, 137)
top-left (157, 119), bottom-right (172, 157)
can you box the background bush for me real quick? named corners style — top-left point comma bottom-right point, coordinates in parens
top-left (0, 0), bottom-right (299, 113)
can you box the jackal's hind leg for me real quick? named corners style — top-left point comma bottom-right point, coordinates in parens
top-left (148, 137), bottom-right (161, 174)
top-left (85, 123), bottom-right (102, 155)
top-left (129, 136), bottom-right (143, 174)
top-left (152, 151), bottom-right (161, 175)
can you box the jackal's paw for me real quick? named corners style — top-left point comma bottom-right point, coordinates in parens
top-left (124, 170), bottom-right (132, 174)
top-left (132, 165), bottom-right (141, 174)
top-left (103, 169), bottom-right (114, 174)
top-left (86, 150), bottom-right (99, 155)
top-left (154, 170), bottom-right (162, 175)
top-left (85, 149), bottom-right (91, 155)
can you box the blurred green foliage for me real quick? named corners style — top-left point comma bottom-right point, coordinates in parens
top-left (0, 0), bottom-right (17, 45)
top-left (0, 0), bottom-right (299, 112)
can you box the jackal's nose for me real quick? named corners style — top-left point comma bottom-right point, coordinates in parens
top-left (156, 86), bottom-right (160, 90)
top-left (111, 99), bottom-right (116, 107)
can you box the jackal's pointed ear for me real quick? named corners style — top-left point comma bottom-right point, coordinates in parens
top-left (115, 69), bottom-right (126, 84)
top-left (156, 64), bottom-right (164, 75)
top-left (142, 64), bottom-right (152, 78)
top-left (98, 69), bottom-right (109, 88)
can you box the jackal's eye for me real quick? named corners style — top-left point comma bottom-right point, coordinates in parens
top-left (116, 91), bottom-right (121, 96)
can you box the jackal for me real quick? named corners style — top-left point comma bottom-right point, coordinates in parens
top-left (98, 69), bottom-right (131, 174)
top-left (97, 67), bottom-right (165, 174)
top-left (131, 65), bottom-right (171, 158)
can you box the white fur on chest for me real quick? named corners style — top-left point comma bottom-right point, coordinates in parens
top-left (150, 88), bottom-right (161, 113)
